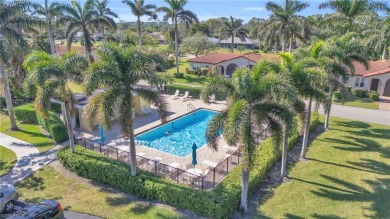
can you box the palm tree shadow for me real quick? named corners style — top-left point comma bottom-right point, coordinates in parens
top-left (333, 120), bottom-right (371, 129)
top-left (310, 175), bottom-right (390, 218)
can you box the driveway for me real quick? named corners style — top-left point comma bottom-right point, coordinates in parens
top-left (318, 104), bottom-right (390, 126)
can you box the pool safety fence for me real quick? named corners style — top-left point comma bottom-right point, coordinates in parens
top-left (74, 136), bottom-right (242, 190)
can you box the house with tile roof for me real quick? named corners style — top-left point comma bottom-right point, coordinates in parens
top-left (187, 53), bottom-right (264, 76)
top-left (207, 37), bottom-right (260, 50)
top-left (346, 60), bottom-right (390, 97)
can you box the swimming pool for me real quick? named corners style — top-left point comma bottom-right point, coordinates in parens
top-left (136, 109), bottom-right (219, 157)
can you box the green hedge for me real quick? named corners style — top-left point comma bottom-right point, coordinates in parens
top-left (37, 111), bottom-right (68, 143)
top-left (369, 91), bottom-right (379, 101)
top-left (173, 73), bottom-right (184, 78)
top-left (14, 104), bottom-right (38, 124)
top-left (353, 89), bottom-right (369, 98)
top-left (166, 84), bottom-right (201, 98)
top-left (333, 91), bottom-right (343, 101)
top-left (59, 112), bottom-right (320, 218)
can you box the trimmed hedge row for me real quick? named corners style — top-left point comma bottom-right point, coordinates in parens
top-left (14, 104), bottom-right (38, 124)
top-left (37, 111), bottom-right (68, 143)
top-left (58, 112), bottom-right (320, 218)
top-left (165, 84), bottom-right (201, 99)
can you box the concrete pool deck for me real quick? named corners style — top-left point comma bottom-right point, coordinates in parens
top-left (75, 95), bottom-right (236, 174)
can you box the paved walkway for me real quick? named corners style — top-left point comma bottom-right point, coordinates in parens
top-left (318, 104), bottom-right (390, 126)
top-left (0, 133), bottom-right (65, 185)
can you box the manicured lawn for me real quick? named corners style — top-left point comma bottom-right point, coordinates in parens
top-left (16, 166), bottom-right (186, 219)
top-left (256, 117), bottom-right (390, 218)
top-left (163, 59), bottom-right (207, 86)
top-left (333, 95), bottom-right (379, 110)
top-left (0, 146), bottom-right (17, 177)
top-left (0, 113), bottom-right (55, 153)
top-left (67, 82), bottom-right (84, 93)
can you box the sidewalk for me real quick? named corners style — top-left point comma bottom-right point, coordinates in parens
top-left (0, 133), bottom-right (66, 185)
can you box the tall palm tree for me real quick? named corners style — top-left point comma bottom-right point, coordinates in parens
top-left (220, 16), bottom-right (248, 53)
top-left (364, 12), bottom-right (390, 60)
top-left (264, 0), bottom-right (310, 53)
top-left (92, 0), bottom-right (118, 38)
top-left (84, 43), bottom-right (168, 176)
top-left (23, 51), bottom-right (88, 153)
top-left (319, 0), bottom-right (388, 33)
top-left (32, 0), bottom-right (71, 55)
top-left (122, 0), bottom-right (157, 49)
top-left (201, 65), bottom-right (295, 212)
top-left (314, 33), bottom-right (369, 129)
top-left (0, 0), bottom-right (43, 130)
top-left (63, 0), bottom-right (116, 62)
top-left (158, 0), bottom-right (198, 74)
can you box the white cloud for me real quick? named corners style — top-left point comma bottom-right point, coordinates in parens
top-left (242, 7), bottom-right (266, 12)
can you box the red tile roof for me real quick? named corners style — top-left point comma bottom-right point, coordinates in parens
top-left (188, 53), bottom-right (269, 65)
top-left (353, 60), bottom-right (390, 77)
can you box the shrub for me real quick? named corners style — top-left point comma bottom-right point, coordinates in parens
top-left (353, 89), bottom-right (369, 98)
top-left (165, 84), bottom-right (201, 98)
top-left (186, 69), bottom-right (198, 75)
top-left (37, 111), bottom-right (68, 143)
top-left (58, 113), bottom-right (320, 219)
top-left (14, 104), bottom-right (38, 124)
top-left (252, 49), bottom-right (259, 54)
top-left (200, 68), bottom-right (209, 76)
top-left (173, 73), bottom-right (184, 78)
top-left (333, 91), bottom-right (343, 101)
top-left (369, 91), bottom-right (379, 101)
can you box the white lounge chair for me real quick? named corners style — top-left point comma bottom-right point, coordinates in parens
top-left (209, 94), bottom-right (216, 102)
top-left (222, 144), bottom-right (238, 152)
top-left (141, 106), bottom-right (152, 114)
top-left (181, 91), bottom-right (190, 101)
top-left (172, 89), bottom-right (180, 99)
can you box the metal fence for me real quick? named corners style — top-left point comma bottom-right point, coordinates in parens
top-left (74, 136), bottom-right (243, 190)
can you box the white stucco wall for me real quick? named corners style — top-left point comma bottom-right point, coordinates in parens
top-left (346, 73), bottom-right (390, 96)
top-left (346, 75), bottom-right (370, 90)
top-left (189, 57), bottom-right (257, 76)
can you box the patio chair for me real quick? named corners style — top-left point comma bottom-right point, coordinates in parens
top-left (209, 94), bottom-right (216, 103)
top-left (180, 91), bottom-right (190, 101)
top-left (141, 106), bottom-right (152, 115)
top-left (172, 89), bottom-right (180, 99)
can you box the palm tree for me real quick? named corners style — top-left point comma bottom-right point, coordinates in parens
top-left (84, 43), bottom-right (169, 176)
top-left (92, 0), bottom-right (118, 38)
top-left (264, 0), bottom-right (310, 53)
top-left (364, 12), bottom-right (390, 60)
top-left (158, 0), bottom-right (198, 74)
top-left (63, 0), bottom-right (116, 62)
top-left (23, 51), bottom-right (88, 153)
top-left (313, 34), bottom-right (369, 129)
top-left (220, 16), bottom-right (248, 53)
top-left (122, 0), bottom-right (157, 49)
top-left (0, 0), bottom-right (43, 130)
top-left (319, 0), bottom-right (388, 33)
top-left (201, 65), bottom-right (294, 212)
top-left (32, 0), bottom-right (71, 55)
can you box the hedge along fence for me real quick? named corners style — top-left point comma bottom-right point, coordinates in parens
top-left (37, 111), bottom-right (68, 143)
top-left (58, 112), bottom-right (320, 219)
top-left (165, 84), bottom-right (227, 100)
top-left (14, 104), bottom-right (38, 124)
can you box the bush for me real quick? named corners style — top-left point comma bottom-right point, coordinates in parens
top-left (200, 68), bottom-right (209, 76)
top-left (186, 69), bottom-right (198, 75)
top-left (353, 89), bottom-right (369, 98)
top-left (173, 73), bottom-right (184, 78)
top-left (333, 91), bottom-right (343, 101)
top-left (37, 111), bottom-right (68, 143)
top-left (14, 104), bottom-right (38, 124)
top-left (369, 91), bottom-right (379, 101)
top-left (165, 84), bottom-right (201, 98)
top-left (58, 113), bottom-right (320, 219)
top-left (252, 49), bottom-right (259, 54)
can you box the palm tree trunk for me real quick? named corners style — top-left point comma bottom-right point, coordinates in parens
top-left (48, 23), bottom-right (56, 55)
top-left (0, 61), bottom-right (18, 130)
top-left (382, 44), bottom-right (387, 60)
top-left (63, 101), bottom-right (75, 153)
top-left (129, 115), bottom-right (137, 176)
top-left (282, 41), bottom-right (285, 52)
top-left (324, 84), bottom-right (334, 130)
top-left (83, 27), bottom-right (92, 63)
top-left (281, 124), bottom-right (288, 178)
top-left (240, 167), bottom-right (250, 212)
top-left (137, 16), bottom-right (142, 49)
top-left (300, 96), bottom-right (312, 159)
top-left (288, 36), bottom-right (293, 54)
top-left (174, 15), bottom-right (179, 74)
top-left (231, 36), bottom-right (234, 53)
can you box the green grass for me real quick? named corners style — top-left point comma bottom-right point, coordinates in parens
top-left (16, 166), bottom-right (186, 219)
top-left (256, 116), bottom-right (390, 218)
top-left (67, 82), bottom-right (84, 93)
top-left (0, 146), bottom-right (17, 177)
top-left (333, 95), bottom-right (379, 110)
top-left (0, 113), bottom-right (55, 153)
top-left (163, 59), bottom-right (207, 86)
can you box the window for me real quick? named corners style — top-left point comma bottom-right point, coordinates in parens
top-left (355, 78), bottom-right (365, 87)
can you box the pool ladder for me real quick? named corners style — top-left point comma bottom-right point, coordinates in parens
top-left (187, 103), bottom-right (196, 111)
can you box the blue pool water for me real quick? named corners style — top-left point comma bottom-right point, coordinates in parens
top-left (136, 109), bottom-right (219, 157)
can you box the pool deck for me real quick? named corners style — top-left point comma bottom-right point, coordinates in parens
top-left (75, 95), bottom-right (235, 174)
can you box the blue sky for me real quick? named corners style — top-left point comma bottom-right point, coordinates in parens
top-left (34, 0), bottom-right (334, 22)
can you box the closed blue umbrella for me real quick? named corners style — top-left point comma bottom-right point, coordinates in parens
top-left (192, 142), bottom-right (197, 171)
top-left (98, 124), bottom-right (106, 144)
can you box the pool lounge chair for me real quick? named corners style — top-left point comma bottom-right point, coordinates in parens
top-left (209, 94), bottom-right (216, 103)
top-left (222, 144), bottom-right (238, 152)
top-left (141, 106), bottom-right (152, 114)
top-left (181, 91), bottom-right (190, 101)
top-left (172, 89), bottom-right (180, 99)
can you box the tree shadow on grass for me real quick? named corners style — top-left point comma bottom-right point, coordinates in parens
top-left (333, 120), bottom-right (371, 129)
top-left (16, 172), bottom-right (45, 191)
top-left (347, 159), bottom-right (390, 175)
top-left (311, 175), bottom-right (390, 218)
top-left (311, 213), bottom-right (343, 219)
top-left (309, 158), bottom-right (387, 175)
